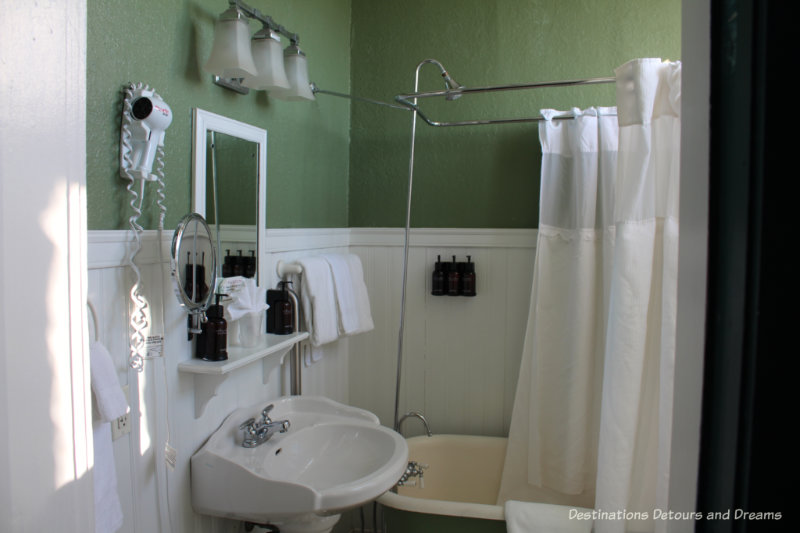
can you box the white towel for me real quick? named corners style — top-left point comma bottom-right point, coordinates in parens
top-left (90, 341), bottom-right (127, 533)
top-left (504, 501), bottom-right (593, 533)
top-left (322, 253), bottom-right (374, 336)
top-left (94, 423), bottom-right (124, 533)
top-left (296, 256), bottom-right (339, 347)
top-left (90, 341), bottom-right (128, 422)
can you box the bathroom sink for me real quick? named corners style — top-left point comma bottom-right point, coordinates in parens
top-left (191, 396), bottom-right (408, 526)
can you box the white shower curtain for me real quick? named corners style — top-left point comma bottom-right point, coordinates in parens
top-left (497, 59), bottom-right (681, 533)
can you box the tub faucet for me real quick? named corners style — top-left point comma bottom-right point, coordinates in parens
top-left (396, 410), bottom-right (432, 437)
top-left (397, 460), bottom-right (429, 488)
top-left (239, 404), bottom-right (290, 448)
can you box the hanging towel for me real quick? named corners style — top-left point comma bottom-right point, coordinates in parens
top-left (90, 341), bottom-right (127, 533)
top-left (322, 253), bottom-right (374, 336)
top-left (93, 423), bottom-right (124, 533)
top-left (504, 501), bottom-right (593, 533)
top-left (296, 256), bottom-right (339, 347)
top-left (90, 340), bottom-right (128, 423)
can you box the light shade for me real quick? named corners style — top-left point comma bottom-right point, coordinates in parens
top-left (242, 30), bottom-right (291, 91)
top-left (204, 9), bottom-right (257, 79)
top-left (272, 45), bottom-right (315, 101)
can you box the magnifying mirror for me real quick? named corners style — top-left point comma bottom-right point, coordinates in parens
top-left (171, 213), bottom-right (217, 335)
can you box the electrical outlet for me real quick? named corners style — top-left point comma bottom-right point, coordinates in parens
top-left (111, 412), bottom-right (131, 441)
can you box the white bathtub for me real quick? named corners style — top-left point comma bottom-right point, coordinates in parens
top-left (378, 435), bottom-right (507, 532)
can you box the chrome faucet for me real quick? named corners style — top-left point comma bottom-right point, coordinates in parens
top-left (239, 404), bottom-right (290, 448)
top-left (397, 460), bottom-right (429, 488)
top-left (396, 410), bottom-right (432, 437)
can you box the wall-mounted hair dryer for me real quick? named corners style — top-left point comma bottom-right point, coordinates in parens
top-left (119, 82), bottom-right (173, 372)
top-left (120, 86), bottom-right (172, 181)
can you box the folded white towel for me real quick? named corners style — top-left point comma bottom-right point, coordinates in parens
top-left (322, 253), bottom-right (374, 336)
top-left (296, 256), bottom-right (339, 347)
top-left (504, 501), bottom-right (593, 533)
top-left (90, 341), bottom-right (128, 423)
top-left (93, 423), bottom-right (124, 533)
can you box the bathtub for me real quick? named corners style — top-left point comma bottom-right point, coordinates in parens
top-left (378, 434), bottom-right (508, 533)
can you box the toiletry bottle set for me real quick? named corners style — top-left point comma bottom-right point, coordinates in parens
top-left (221, 249), bottom-right (257, 278)
top-left (431, 255), bottom-right (476, 296)
top-left (266, 281), bottom-right (295, 334)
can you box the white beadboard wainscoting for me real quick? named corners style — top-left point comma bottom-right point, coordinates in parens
top-left (347, 228), bottom-right (537, 438)
top-left (86, 226), bottom-right (535, 532)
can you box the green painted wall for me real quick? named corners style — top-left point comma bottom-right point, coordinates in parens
top-left (348, 0), bottom-right (682, 228)
top-left (87, 0), bottom-right (351, 230)
top-left (88, 1), bottom-right (681, 231)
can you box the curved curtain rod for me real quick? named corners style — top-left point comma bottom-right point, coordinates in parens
top-left (394, 76), bottom-right (617, 127)
top-left (312, 75), bottom-right (616, 127)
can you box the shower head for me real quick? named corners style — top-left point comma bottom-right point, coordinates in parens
top-left (441, 70), bottom-right (464, 100)
top-left (413, 59), bottom-right (465, 102)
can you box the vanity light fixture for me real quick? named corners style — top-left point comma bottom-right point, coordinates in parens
top-left (204, 0), bottom-right (314, 100)
top-left (271, 45), bottom-right (314, 100)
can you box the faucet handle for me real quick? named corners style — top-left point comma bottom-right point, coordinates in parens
top-left (239, 417), bottom-right (257, 436)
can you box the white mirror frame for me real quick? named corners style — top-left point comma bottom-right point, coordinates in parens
top-left (192, 108), bottom-right (267, 284)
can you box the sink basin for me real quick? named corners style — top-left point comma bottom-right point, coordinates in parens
top-left (191, 396), bottom-right (408, 528)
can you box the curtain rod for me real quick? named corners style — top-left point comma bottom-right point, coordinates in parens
top-left (312, 75), bottom-right (617, 127)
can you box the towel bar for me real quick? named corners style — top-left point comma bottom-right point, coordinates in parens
top-left (276, 260), bottom-right (303, 279)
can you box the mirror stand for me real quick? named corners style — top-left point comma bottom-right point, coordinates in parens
top-left (171, 213), bottom-right (218, 340)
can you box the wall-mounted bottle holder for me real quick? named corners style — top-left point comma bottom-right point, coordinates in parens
top-left (431, 255), bottom-right (476, 297)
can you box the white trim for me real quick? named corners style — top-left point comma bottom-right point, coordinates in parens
top-left (88, 227), bottom-right (539, 268)
top-left (0, 1), bottom-right (93, 530)
top-left (670, 0), bottom-right (709, 525)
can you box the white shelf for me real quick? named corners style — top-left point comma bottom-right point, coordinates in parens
top-left (179, 331), bottom-right (309, 417)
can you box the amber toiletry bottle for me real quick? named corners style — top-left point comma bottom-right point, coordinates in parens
top-left (447, 255), bottom-right (460, 296)
top-left (431, 255), bottom-right (445, 295)
top-left (197, 293), bottom-right (227, 361)
top-left (460, 255), bottom-right (476, 296)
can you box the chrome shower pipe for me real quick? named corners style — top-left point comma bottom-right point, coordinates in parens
top-left (393, 58), bottom-right (452, 432)
top-left (310, 83), bottom-right (410, 111)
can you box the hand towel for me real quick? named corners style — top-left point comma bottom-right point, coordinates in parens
top-left (296, 256), bottom-right (339, 346)
top-left (504, 501), bottom-right (593, 533)
top-left (90, 341), bottom-right (128, 423)
top-left (345, 253), bottom-right (374, 334)
top-left (322, 253), bottom-right (374, 336)
top-left (94, 423), bottom-right (124, 533)
top-left (90, 340), bottom-right (127, 533)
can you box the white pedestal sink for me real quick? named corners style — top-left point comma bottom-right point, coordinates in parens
top-left (191, 396), bottom-right (408, 533)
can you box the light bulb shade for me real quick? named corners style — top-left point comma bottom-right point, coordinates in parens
top-left (242, 33), bottom-right (291, 91)
top-left (272, 46), bottom-right (315, 101)
top-left (204, 16), bottom-right (257, 78)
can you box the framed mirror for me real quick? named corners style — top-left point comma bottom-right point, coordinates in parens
top-left (192, 108), bottom-right (267, 285)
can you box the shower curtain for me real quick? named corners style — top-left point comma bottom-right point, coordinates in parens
top-left (497, 59), bottom-right (681, 533)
